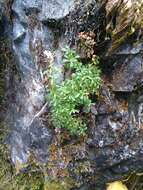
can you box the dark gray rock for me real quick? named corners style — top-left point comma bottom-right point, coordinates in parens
top-left (10, 131), bottom-right (30, 165)
top-left (40, 0), bottom-right (74, 22)
top-left (9, 0), bottom-right (55, 166)
top-left (22, 0), bottom-right (42, 12)
top-left (115, 42), bottom-right (143, 55)
top-left (29, 118), bottom-right (52, 162)
top-left (112, 54), bottom-right (143, 92)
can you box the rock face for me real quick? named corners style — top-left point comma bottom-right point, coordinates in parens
top-left (40, 0), bottom-right (75, 21)
top-left (9, 0), bottom-right (55, 165)
top-left (112, 54), bottom-right (143, 92)
top-left (1, 0), bottom-right (143, 189)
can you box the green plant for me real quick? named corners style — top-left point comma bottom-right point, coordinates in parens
top-left (47, 47), bottom-right (101, 135)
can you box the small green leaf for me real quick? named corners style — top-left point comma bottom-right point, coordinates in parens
top-left (46, 46), bottom-right (101, 135)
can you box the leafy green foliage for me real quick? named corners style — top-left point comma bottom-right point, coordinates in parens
top-left (48, 47), bottom-right (101, 135)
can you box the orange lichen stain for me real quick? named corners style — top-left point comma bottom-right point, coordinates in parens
top-left (47, 136), bottom-right (72, 178)
top-left (47, 129), bottom-right (87, 179)
top-left (117, 100), bottom-right (128, 112)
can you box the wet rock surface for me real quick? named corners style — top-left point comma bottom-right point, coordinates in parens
top-left (1, 0), bottom-right (143, 189)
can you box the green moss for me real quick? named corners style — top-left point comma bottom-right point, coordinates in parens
top-left (44, 177), bottom-right (75, 190)
top-left (109, 25), bottom-right (135, 54)
top-left (106, 0), bottom-right (143, 54)
top-left (0, 145), bottom-right (44, 190)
